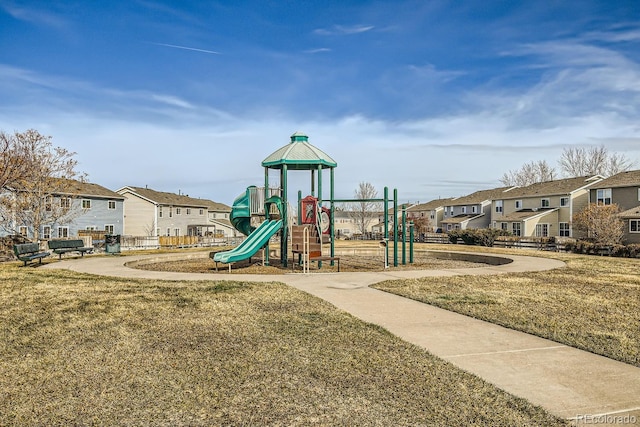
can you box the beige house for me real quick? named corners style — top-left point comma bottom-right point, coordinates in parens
top-left (117, 186), bottom-right (222, 237)
top-left (406, 198), bottom-right (453, 232)
top-left (201, 199), bottom-right (237, 238)
top-left (491, 175), bottom-right (603, 238)
top-left (589, 170), bottom-right (640, 244)
top-left (441, 186), bottom-right (515, 232)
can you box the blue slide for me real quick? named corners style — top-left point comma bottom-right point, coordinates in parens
top-left (213, 219), bottom-right (283, 264)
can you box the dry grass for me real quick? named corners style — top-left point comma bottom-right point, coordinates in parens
top-left (0, 263), bottom-right (565, 426)
top-left (373, 244), bottom-right (640, 367)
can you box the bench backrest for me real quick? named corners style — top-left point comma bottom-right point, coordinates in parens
top-left (13, 243), bottom-right (41, 256)
top-left (48, 239), bottom-right (85, 250)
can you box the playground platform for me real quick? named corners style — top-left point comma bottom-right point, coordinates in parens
top-left (42, 252), bottom-right (640, 424)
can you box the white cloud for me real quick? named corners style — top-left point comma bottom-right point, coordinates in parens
top-left (313, 24), bottom-right (375, 36)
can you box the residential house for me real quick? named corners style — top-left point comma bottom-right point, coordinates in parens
top-left (335, 209), bottom-right (380, 238)
top-left (4, 178), bottom-right (125, 240)
top-left (117, 186), bottom-right (213, 237)
top-left (200, 199), bottom-right (236, 238)
top-left (491, 175), bottom-right (603, 238)
top-left (441, 186), bottom-right (515, 232)
top-left (588, 169), bottom-right (640, 244)
top-left (406, 198), bottom-right (453, 233)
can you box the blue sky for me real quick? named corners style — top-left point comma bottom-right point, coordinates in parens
top-left (1, 1), bottom-right (639, 206)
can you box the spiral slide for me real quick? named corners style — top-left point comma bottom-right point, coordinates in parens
top-left (213, 187), bottom-right (283, 264)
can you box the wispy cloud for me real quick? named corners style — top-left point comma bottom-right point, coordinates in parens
top-left (149, 42), bottom-right (220, 55)
top-left (313, 24), bottom-right (374, 36)
top-left (304, 48), bottom-right (331, 54)
top-left (0, 3), bottom-right (67, 29)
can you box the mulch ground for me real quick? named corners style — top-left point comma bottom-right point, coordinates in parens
top-left (136, 253), bottom-right (485, 275)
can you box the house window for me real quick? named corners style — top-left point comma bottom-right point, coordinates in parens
top-left (199, 209), bottom-right (204, 215)
top-left (159, 206), bottom-right (163, 218)
top-left (596, 189), bottom-right (612, 205)
top-left (166, 228), bottom-right (171, 236)
top-left (559, 222), bottom-right (570, 237)
top-left (60, 197), bottom-right (71, 208)
top-left (630, 220), bottom-right (640, 233)
top-left (42, 226), bottom-right (51, 239)
top-left (104, 224), bottom-right (114, 234)
top-left (85, 226), bottom-right (96, 231)
top-left (461, 206), bottom-right (467, 214)
top-left (19, 226), bottom-right (28, 237)
top-left (541, 198), bottom-right (550, 208)
top-left (512, 223), bottom-right (521, 236)
top-left (108, 200), bottom-right (116, 210)
top-left (169, 206), bottom-right (173, 218)
top-left (186, 208), bottom-right (191, 215)
top-left (176, 208), bottom-right (181, 215)
top-left (82, 199), bottom-right (91, 209)
top-left (472, 206), bottom-right (477, 214)
top-left (560, 197), bottom-right (569, 207)
top-left (58, 226), bottom-right (69, 238)
top-left (535, 223), bottom-right (549, 237)
top-left (45, 195), bottom-right (52, 212)
top-left (515, 200), bottom-right (522, 209)
top-left (501, 222), bottom-right (508, 231)
top-left (495, 200), bottom-right (503, 213)
top-left (430, 213), bottom-right (435, 220)
top-left (174, 228), bottom-right (180, 236)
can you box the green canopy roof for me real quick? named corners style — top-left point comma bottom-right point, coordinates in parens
top-left (261, 132), bottom-right (337, 170)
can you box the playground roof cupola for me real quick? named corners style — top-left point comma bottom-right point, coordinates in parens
top-left (261, 132), bottom-right (337, 170)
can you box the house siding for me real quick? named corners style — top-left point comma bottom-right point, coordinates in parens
top-left (121, 193), bottom-right (157, 236)
top-left (70, 197), bottom-right (124, 235)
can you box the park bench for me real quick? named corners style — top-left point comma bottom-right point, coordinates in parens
top-left (47, 239), bottom-right (94, 260)
top-left (13, 243), bottom-right (51, 266)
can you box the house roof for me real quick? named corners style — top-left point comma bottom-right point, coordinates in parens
top-left (55, 178), bottom-right (124, 199)
top-left (498, 207), bottom-right (558, 222)
top-left (440, 214), bottom-right (482, 224)
top-left (448, 186), bottom-right (514, 205)
top-left (407, 198), bottom-right (454, 211)
top-left (619, 205), bottom-right (640, 219)
top-left (261, 132), bottom-right (337, 170)
top-left (200, 198), bottom-right (231, 212)
top-left (119, 186), bottom-right (210, 208)
top-left (590, 169), bottom-right (640, 189)
top-left (500, 175), bottom-right (602, 200)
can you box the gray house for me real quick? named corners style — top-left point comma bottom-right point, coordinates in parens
top-left (406, 198), bottom-right (453, 232)
top-left (441, 186), bottom-right (515, 231)
top-left (40, 179), bottom-right (124, 239)
top-left (589, 169), bottom-right (640, 244)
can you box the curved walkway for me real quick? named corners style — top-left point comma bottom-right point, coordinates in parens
top-left (43, 252), bottom-right (640, 423)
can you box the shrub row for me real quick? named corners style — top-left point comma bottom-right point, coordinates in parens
top-left (447, 229), bottom-right (512, 247)
top-left (564, 240), bottom-right (640, 257)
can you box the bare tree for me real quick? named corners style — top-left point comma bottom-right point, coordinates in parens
top-left (500, 160), bottom-right (556, 187)
top-left (347, 182), bottom-right (382, 237)
top-left (559, 146), bottom-right (634, 177)
top-left (572, 203), bottom-right (625, 245)
top-left (0, 130), bottom-right (83, 240)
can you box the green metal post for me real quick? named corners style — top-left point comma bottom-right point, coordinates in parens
top-left (264, 167), bottom-right (270, 265)
top-left (297, 190), bottom-right (302, 224)
top-left (281, 164), bottom-right (288, 267)
top-left (384, 187), bottom-right (389, 268)
top-left (317, 164), bottom-right (323, 269)
top-left (393, 188), bottom-right (398, 267)
top-left (409, 221), bottom-right (414, 264)
top-left (330, 167), bottom-right (335, 262)
top-left (402, 204), bottom-right (406, 265)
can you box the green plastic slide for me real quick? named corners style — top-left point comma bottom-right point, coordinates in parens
top-left (213, 219), bottom-right (283, 264)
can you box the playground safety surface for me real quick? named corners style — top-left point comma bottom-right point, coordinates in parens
top-left (43, 251), bottom-right (640, 424)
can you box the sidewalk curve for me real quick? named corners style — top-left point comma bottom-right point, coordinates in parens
top-left (43, 251), bottom-right (640, 423)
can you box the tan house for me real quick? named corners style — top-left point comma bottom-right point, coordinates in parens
top-left (491, 175), bottom-right (603, 238)
top-left (589, 169), bottom-right (640, 244)
top-left (117, 186), bottom-right (216, 237)
top-left (441, 186), bottom-right (515, 232)
top-left (406, 198), bottom-right (453, 232)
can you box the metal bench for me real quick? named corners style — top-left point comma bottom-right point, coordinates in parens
top-left (47, 239), bottom-right (94, 259)
top-left (13, 243), bottom-right (51, 266)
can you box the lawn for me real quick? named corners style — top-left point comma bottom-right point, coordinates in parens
top-left (373, 244), bottom-right (640, 368)
top-left (0, 263), bottom-right (566, 426)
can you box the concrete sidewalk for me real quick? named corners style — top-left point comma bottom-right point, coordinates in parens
top-left (43, 252), bottom-right (640, 424)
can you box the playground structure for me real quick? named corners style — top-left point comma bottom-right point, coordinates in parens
top-left (213, 132), bottom-right (414, 270)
